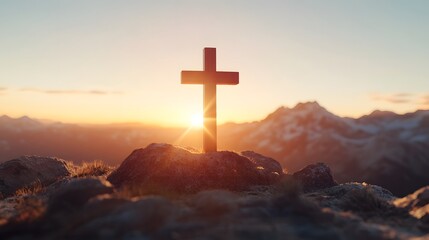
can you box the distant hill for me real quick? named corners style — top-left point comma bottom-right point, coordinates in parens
top-left (1, 102), bottom-right (429, 196)
top-left (0, 115), bottom-right (200, 166)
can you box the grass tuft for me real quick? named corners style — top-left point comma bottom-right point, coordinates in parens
top-left (74, 160), bottom-right (113, 178)
top-left (14, 180), bottom-right (44, 197)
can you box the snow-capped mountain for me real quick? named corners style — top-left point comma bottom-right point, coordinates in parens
top-left (219, 102), bottom-right (429, 196)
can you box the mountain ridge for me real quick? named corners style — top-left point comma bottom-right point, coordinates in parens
top-left (1, 102), bottom-right (429, 195)
top-left (2, 100), bottom-right (428, 127)
top-left (218, 102), bottom-right (429, 196)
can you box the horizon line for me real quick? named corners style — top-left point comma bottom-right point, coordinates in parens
top-left (1, 101), bottom-right (428, 128)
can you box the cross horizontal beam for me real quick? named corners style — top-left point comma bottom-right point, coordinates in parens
top-left (181, 71), bottom-right (239, 85)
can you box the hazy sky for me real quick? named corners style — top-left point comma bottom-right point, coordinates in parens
top-left (0, 0), bottom-right (428, 126)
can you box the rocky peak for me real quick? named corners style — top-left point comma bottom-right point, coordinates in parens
top-left (262, 101), bottom-right (333, 124)
top-left (263, 106), bottom-right (289, 121)
top-left (358, 110), bottom-right (398, 123)
top-left (1, 146), bottom-right (425, 239)
top-left (293, 101), bottom-right (323, 111)
top-left (0, 115), bottom-right (12, 121)
top-left (0, 115), bottom-right (44, 131)
top-left (107, 143), bottom-right (284, 192)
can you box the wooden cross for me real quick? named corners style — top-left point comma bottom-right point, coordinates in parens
top-left (181, 48), bottom-right (239, 152)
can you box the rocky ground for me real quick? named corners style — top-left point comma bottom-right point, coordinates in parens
top-left (0, 143), bottom-right (428, 239)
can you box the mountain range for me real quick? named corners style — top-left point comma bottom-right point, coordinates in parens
top-left (1, 102), bottom-right (429, 196)
top-left (220, 102), bottom-right (429, 196)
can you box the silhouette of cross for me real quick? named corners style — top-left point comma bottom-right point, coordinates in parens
top-left (181, 48), bottom-right (239, 152)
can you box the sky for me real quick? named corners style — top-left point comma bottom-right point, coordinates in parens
top-left (0, 0), bottom-right (428, 127)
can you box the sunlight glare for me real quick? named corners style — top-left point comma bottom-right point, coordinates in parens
top-left (191, 113), bottom-right (204, 128)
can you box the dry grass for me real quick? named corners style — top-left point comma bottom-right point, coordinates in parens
top-left (14, 180), bottom-right (44, 197)
top-left (74, 160), bottom-right (113, 178)
top-left (341, 186), bottom-right (390, 212)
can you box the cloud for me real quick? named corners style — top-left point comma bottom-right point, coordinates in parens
top-left (371, 92), bottom-right (429, 109)
top-left (370, 93), bottom-right (413, 104)
top-left (0, 87), bottom-right (7, 95)
top-left (420, 95), bottom-right (429, 106)
top-left (20, 88), bottom-right (122, 95)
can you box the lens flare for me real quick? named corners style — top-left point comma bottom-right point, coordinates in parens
top-left (191, 113), bottom-right (203, 128)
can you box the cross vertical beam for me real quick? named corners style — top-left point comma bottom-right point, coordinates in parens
top-left (203, 48), bottom-right (217, 152)
top-left (181, 47), bottom-right (239, 153)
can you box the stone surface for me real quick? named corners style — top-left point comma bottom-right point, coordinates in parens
top-left (241, 151), bottom-right (283, 175)
top-left (1, 147), bottom-right (428, 239)
top-left (48, 177), bottom-right (113, 212)
top-left (73, 196), bottom-right (176, 238)
top-left (3, 186), bottom-right (426, 240)
top-left (107, 143), bottom-right (283, 192)
top-left (292, 162), bottom-right (338, 192)
top-left (394, 186), bottom-right (429, 220)
top-left (0, 156), bottom-right (72, 197)
top-left (306, 182), bottom-right (396, 213)
top-left (325, 182), bottom-right (395, 202)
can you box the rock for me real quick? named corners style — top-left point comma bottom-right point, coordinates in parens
top-left (292, 163), bottom-right (337, 192)
top-left (0, 156), bottom-right (72, 197)
top-left (241, 151), bottom-right (283, 175)
top-left (0, 194), bottom-right (45, 226)
top-left (107, 143), bottom-right (282, 192)
top-left (187, 190), bottom-right (238, 220)
top-left (73, 196), bottom-right (176, 238)
top-left (395, 186), bottom-right (429, 209)
top-left (307, 182), bottom-right (396, 212)
top-left (48, 177), bottom-right (113, 212)
top-left (394, 186), bottom-right (429, 220)
top-left (1, 180), bottom-right (427, 239)
top-left (0, 197), bottom-right (18, 225)
top-left (324, 183), bottom-right (395, 202)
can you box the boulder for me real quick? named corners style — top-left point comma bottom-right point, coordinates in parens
top-left (293, 163), bottom-right (337, 192)
top-left (107, 143), bottom-right (283, 192)
top-left (241, 151), bottom-right (283, 175)
top-left (308, 182), bottom-right (395, 209)
top-left (394, 186), bottom-right (429, 209)
top-left (48, 177), bottom-right (113, 212)
top-left (0, 156), bottom-right (72, 197)
top-left (73, 196), bottom-right (176, 238)
top-left (324, 182), bottom-right (395, 202)
top-left (394, 186), bottom-right (429, 220)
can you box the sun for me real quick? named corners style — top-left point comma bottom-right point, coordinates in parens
top-left (191, 113), bottom-right (204, 128)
